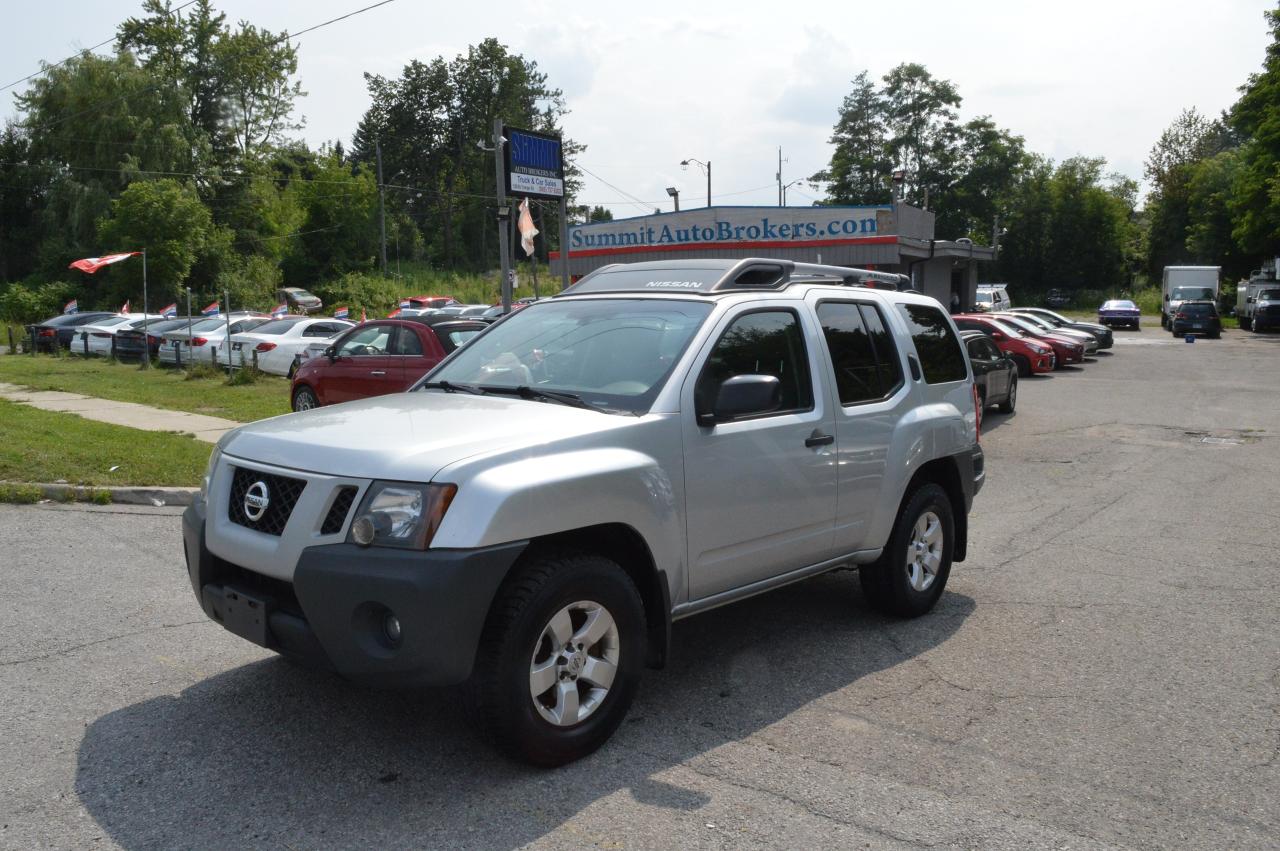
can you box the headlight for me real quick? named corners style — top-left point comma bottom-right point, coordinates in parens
top-left (349, 481), bottom-right (457, 549)
top-left (200, 447), bottom-right (221, 503)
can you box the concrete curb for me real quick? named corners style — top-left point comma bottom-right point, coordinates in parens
top-left (4, 481), bottom-right (199, 506)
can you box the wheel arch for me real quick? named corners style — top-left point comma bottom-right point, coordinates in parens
top-left (900, 457), bottom-right (968, 562)
top-left (517, 523), bottom-right (671, 669)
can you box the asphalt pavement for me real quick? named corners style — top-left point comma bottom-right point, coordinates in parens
top-left (2, 323), bottom-right (1278, 850)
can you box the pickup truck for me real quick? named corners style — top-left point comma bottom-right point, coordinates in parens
top-left (182, 257), bottom-right (985, 766)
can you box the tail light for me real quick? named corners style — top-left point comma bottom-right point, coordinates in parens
top-left (190, 337), bottom-right (208, 347)
top-left (38, 329), bottom-right (56, 337)
top-left (91, 332), bottom-right (112, 339)
top-left (254, 342), bottom-right (277, 352)
top-left (148, 335), bottom-right (161, 344)
top-left (1175, 312), bottom-right (1187, 320)
top-left (972, 382), bottom-right (982, 442)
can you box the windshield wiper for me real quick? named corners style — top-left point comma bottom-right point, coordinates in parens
top-left (479, 384), bottom-right (602, 412)
top-left (419, 380), bottom-right (484, 395)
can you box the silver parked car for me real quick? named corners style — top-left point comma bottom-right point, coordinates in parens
top-left (183, 258), bottom-right (985, 766)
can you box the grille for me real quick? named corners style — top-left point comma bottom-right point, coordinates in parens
top-left (228, 466), bottom-right (306, 536)
top-left (321, 486), bottom-right (358, 535)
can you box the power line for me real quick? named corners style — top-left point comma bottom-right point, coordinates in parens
top-left (18, 0), bottom-right (400, 136)
top-left (0, 0), bottom-right (198, 94)
top-left (571, 162), bottom-right (653, 212)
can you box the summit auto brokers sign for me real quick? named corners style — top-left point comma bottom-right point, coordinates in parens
top-left (504, 126), bottom-right (564, 200)
top-left (569, 205), bottom-right (892, 253)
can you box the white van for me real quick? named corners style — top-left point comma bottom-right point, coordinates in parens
top-left (975, 284), bottom-right (1011, 313)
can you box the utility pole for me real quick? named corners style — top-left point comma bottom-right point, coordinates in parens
top-left (705, 161), bottom-right (712, 207)
top-left (376, 140), bottom-right (387, 276)
top-left (777, 147), bottom-right (783, 206)
top-left (140, 248), bottom-right (150, 369)
top-left (493, 118), bottom-right (512, 314)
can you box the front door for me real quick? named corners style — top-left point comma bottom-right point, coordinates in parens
top-left (682, 305), bottom-right (838, 600)
top-left (326, 323), bottom-right (398, 403)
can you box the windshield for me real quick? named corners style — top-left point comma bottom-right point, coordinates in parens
top-left (998, 315), bottom-right (1048, 335)
top-left (1259, 289), bottom-right (1280, 301)
top-left (95, 316), bottom-right (134, 328)
top-left (1172, 286), bottom-right (1214, 301)
top-left (974, 292), bottom-right (992, 303)
top-left (422, 298), bottom-right (714, 414)
top-left (1103, 300), bottom-right (1137, 310)
top-left (985, 318), bottom-right (1025, 337)
top-left (288, 289), bottom-right (317, 300)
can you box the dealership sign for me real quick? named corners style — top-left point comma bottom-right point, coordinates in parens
top-left (504, 126), bottom-right (564, 200)
top-left (569, 205), bottom-right (892, 252)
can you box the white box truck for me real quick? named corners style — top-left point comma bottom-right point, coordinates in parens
top-left (1161, 266), bottom-right (1220, 329)
top-left (1238, 262), bottom-right (1280, 332)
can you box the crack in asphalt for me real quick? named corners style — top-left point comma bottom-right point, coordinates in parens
top-left (0, 620), bottom-right (211, 667)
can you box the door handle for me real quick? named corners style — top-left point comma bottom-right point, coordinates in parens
top-left (370, 370), bottom-right (386, 376)
top-left (805, 431), bottom-right (834, 448)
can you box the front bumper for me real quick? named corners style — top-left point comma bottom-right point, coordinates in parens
top-left (183, 500), bottom-right (527, 687)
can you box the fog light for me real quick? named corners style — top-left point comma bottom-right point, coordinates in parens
top-left (351, 514), bottom-right (376, 546)
top-left (383, 612), bottom-right (402, 644)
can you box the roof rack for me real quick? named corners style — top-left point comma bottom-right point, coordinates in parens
top-left (561, 258), bottom-right (908, 296)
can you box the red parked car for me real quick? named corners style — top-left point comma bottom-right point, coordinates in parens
top-left (953, 314), bottom-right (1056, 376)
top-left (290, 316), bottom-right (486, 411)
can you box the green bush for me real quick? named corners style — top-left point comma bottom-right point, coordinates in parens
top-left (226, 364), bottom-right (264, 385)
top-left (0, 483), bottom-right (42, 504)
top-left (0, 281), bottom-right (81, 325)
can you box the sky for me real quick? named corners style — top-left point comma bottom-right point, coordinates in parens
top-left (2, 0), bottom-right (1274, 226)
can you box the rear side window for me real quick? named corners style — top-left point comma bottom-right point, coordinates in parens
top-left (696, 310), bottom-right (813, 416)
top-left (1182, 303), bottom-right (1215, 317)
top-left (817, 302), bottom-right (904, 405)
top-left (393, 327), bottom-right (424, 356)
top-left (897, 304), bottom-right (967, 384)
top-left (440, 328), bottom-right (481, 353)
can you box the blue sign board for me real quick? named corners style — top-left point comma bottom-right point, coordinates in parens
top-left (504, 126), bottom-right (565, 200)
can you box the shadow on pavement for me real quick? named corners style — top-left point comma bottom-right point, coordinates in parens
top-left (74, 575), bottom-right (973, 849)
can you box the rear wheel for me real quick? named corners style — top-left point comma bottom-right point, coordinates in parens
top-left (1240, 316), bottom-right (1252, 331)
top-left (1013, 355), bottom-right (1031, 377)
top-left (998, 374), bottom-right (1017, 414)
top-left (291, 385), bottom-right (319, 411)
top-left (860, 484), bottom-right (954, 618)
top-left (470, 551), bottom-right (645, 767)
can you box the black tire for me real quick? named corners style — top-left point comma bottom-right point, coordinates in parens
top-left (860, 483), bottom-right (954, 618)
top-left (470, 550), bottom-right (645, 767)
top-left (1012, 354), bottom-right (1031, 378)
top-left (1240, 316), bottom-right (1252, 331)
top-left (997, 374), bottom-right (1017, 414)
top-left (291, 385), bottom-right (319, 412)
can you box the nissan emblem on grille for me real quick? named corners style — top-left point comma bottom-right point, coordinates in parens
top-left (244, 481), bottom-right (271, 521)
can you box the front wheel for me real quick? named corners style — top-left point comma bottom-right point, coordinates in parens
top-left (291, 385), bottom-right (319, 411)
top-left (860, 484), bottom-right (954, 618)
top-left (470, 551), bottom-right (645, 767)
top-left (1012, 354), bottom-right (1031, 377)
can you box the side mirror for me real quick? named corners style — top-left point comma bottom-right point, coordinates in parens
top-left (325, 345), bottom-right (337, 362)
top-left (992, 332), bottom-right (1005, 340)
top-left (697, 374), bottom-right (781, 426)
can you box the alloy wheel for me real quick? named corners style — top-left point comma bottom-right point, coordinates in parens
top-left (529, 600), bottom-right (620, 727)
top-left (905, 511), bottom-right (943, 592)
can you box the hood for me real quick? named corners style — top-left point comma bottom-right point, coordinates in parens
top-left (221, 390), bottom-right (636, 481)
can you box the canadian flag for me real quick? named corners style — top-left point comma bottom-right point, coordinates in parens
top-left (517, 198), bottom-right (539, 257)
top-left (120, 301), bottom-right (131, 314)
top-left (68, 252), bottom-right (140, 274)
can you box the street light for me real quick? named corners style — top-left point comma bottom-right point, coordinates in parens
top-left (680, 158), bottom-right (711, 207)
top-left (781, 179), bottom-right (805, 206)
top-left (665, 186), bottom-right (680, 212)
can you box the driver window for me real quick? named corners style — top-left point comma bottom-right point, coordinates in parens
top-left (695, 310), bottom-right (813, 416)
top-left (338, 324), bottom-right (392, 357)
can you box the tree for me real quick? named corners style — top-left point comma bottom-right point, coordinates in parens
top-left (1229, 7), bottom-right (1280, 256)
top-left (586, 206), bottom-right (613, 222)
top-left (938, 116), bottom-right (1029, 240)
top-left (1187, 149), bottom-right (1248, 277)
top-left (814, 71), bottom-right (892, 204)
top-left (881, 63), bottom-right (962, 209)
top-left (94, 178), bottom-right (229, 306)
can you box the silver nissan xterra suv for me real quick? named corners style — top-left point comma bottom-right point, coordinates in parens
top-left (182, 258), bottom-right (985, 766)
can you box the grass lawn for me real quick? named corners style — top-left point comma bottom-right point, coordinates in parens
top-left (0, 354), bottom-right (290, 422)
top-left (0, 398), bottom-right (210, 486)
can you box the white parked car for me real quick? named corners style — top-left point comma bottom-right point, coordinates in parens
top-left (159, 313), bottom-right (270, 366)
top-left (225, 316), bottom-right (355, 376)
top-left (74, 314), bottom-right (164, 357)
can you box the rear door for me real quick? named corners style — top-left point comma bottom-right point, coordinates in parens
top-left (812, 298), bottom-right (910, 553)
top-left (682, 304), bottom-right (838, 599)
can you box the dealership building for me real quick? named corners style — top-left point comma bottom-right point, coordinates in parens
top-left (550, 202), bottom-right (995, 308)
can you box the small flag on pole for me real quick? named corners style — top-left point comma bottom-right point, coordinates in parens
top-left (160, 303), bottom-right (177, 318)
top-left (271, 303), bottom-right (288, 318)
top-left (120, 301), bottom-right (131, 315)
top-left (68, 252), bottom-right (141, 274)
top-left (517, 197), bottom-right (539, 257)
top-left (399, 299), bottom-right (412, 308)
top-left (360, 309), bottom-right (367, 322)
top-left (333, 307), bottom-right (349, 320)
top-left (201, 301), bottom-right (220, 316)
top-left (63, 299), bottom-right (79, 314)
